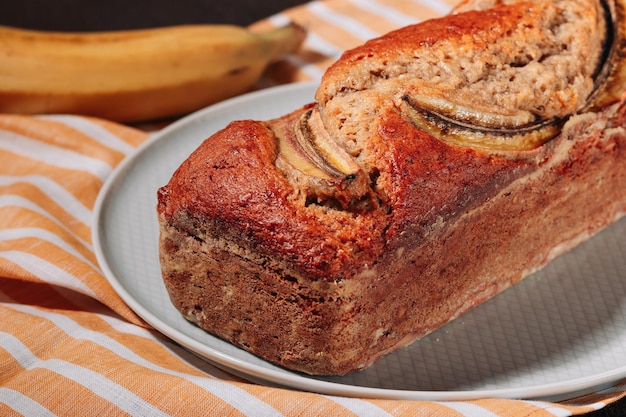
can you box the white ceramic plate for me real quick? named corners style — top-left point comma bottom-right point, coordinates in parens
top-left (93, 81), bottom-right (626, 401)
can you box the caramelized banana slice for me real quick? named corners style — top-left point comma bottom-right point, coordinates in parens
top-left (400, 0), bottom-right (619, 152)
top-left (279, 108), bottom-right (360, 180)
top-left (275, 107), bottom-right (378, 212)
top-left (401, 94), bottom-right (562, 151)
top-left (585, 0), bottom-right (626, 110)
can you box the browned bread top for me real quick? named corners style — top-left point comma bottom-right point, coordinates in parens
top-left (318, 0), bottom-right (606, 112)
top-left (316, 0), bottom-right (609, 152)
top-left (157, 112), bottom-right (389, 283)
top-left (158, 0), bottom-right (620, 284)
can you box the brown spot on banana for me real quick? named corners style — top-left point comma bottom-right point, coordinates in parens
top-left (227, 66), bottom-right (251, 76)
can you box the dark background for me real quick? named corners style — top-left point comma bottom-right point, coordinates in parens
top-left (0, 0), bottom-right (309, 31)
top-left (1, 1), bottom-right (624, 415)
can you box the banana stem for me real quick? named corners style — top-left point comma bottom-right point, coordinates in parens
top-left (259, 23), bottom-right (307, 62)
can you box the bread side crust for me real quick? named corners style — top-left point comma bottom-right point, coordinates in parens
top-left (158, 100), bottom-right (626, 375)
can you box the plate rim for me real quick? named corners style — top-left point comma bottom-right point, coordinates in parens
top-left (93, 81), bottom-right (626, 402)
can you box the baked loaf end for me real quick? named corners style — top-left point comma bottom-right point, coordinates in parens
top-left (158, 0), bottom-right (626, 375)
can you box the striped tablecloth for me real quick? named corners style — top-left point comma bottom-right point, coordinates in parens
top-left (2, 0), bottom-right (625, 415)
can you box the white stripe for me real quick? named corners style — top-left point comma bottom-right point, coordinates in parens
top-left (0, 175), bottom-right (92, 226)
top-left (37, 114), bottom-right (136, 155)
top-left (5, 304), bottom-right (285, 417)
top-left (348, 0), bottom-right (419, 27)
top-left (325, 395), bottom-right (394, 416)
top-left (307, 1), bottom-right (381, 40)
top-left (267, 10), bottom-right (350, 58)
top-left (0, 256), bottom-right (105, 317)
top-left (267, 12), bottom-right (292, 27)
top-left (0, 228), bottom-right (98, 271)
top-left (0, 195), bottom-right (92, 251)
top-left (267, 12), bottom-right (343, 81)
top-left (580, 402), bottom-right (614, 413)
top-left (0, 251), bottom-right (98, 299)
top-left (0, 332), bottom-right (170, 417)
top-left (291, 30), bottom-right (346, 81)
top-left (0, 388), bottom-right (57, 417)
top-left (410, 0), bottom-right (452, 16)
top-left (0, 332), bottom-right (36, 369)
top-left (306, 31), bottom-right (345, 60)
top-left (283, 55), bottom-right (325, 81)
top-left (48, 359), bottom-right (171, 417)
top-left (435, 401), bottom-right (502, 417)
top-left (0, 129), bottom-right (112, 182)
top-left (95, 313), bottom-right (239, 382)
top-left (1, 289), bottom-right (230, 382)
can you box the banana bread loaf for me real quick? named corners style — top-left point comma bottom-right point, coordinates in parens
top-left (157, 0), bottom-right (626, 375)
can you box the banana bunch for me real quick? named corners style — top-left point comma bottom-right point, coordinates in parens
top-left (0, 23), bottom-right (306, 122)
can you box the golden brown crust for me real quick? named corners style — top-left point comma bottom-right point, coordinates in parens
top-left (157, 114), bottom-right (389, 282)
top-left (157, 0), bottom-right (626, 375)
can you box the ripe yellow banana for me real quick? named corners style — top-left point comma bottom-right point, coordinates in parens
top-left (0, 23), bottom-right (306, 122)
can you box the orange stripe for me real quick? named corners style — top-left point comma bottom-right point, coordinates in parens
top-left (1, 286), bottom-right (236, 390)
top-left (0, 307), bottom-right (130, 415)
top-left (0, 345), bottom-right (24, 384)
top-left (53, 308), bottom-right (213, 378)
top-left (0, 404), bottom-right (21, 417)
top-left (252, 0), bottom-right (456, 87)
top-left (1, 308), bottom-right (246, 417)
top-left (4, 367), bottom-right (129, 416)
top-left (0, 149), bottom-right (105, 208)
top-left (0, 184), bottom-right (93, 245)
top-left (239, 384), bottom-right (361, 416)
top-left (366, 398), bottom-right (466, 416)
top-left (562, 387), bottom-right (626, 406)
top-left (472, 398), bottom-right (570, 416)
top-left (0, 277), bottom-right (104, 318)
top-left (0, 115), bottom-right (127, 166)
top-left (2, 236), bottom-right (101, 282)
top-left (322, 0), bottom-right (408, 34)
top-left (0, 251), bottom-right (144, 326)
top-left (384, 0), bottom-right (455, 20)
top-left (282, 7), bottom-right (369, 52)
top-left (0, 205), bottom-right (91, 257)
top-left (85, 116), bottom-right (149, 149)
